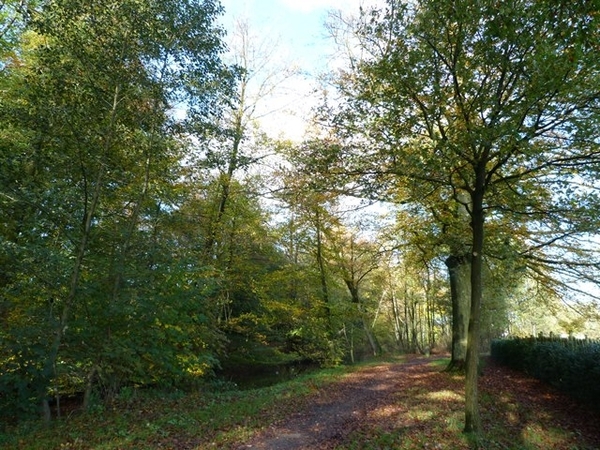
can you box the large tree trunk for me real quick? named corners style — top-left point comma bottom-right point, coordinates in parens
top-left (445, 254), bottom-right (471, 372)
top-left (345, 279), bottom-right (381, 357)
top-left (464, 163), bottom-right (486, 433)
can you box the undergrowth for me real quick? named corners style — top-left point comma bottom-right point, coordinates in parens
top-left (0, 362), bottom-right (363, 449)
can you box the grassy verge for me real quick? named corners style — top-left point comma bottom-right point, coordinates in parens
top-left (0, 362), bottom-right (369, 450)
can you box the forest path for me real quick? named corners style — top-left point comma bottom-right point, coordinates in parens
top-left (232, 355), bottom-right (600, 450)
top-left (235, 356), bottom-right (448, 450)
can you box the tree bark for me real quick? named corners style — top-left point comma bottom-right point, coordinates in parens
top-left (314, 210), bottom-right (332, 329)
top-left (345, 279), bottom-right (381, 357)
top-left (390, 288), bottom-right (404, 349)
top-left (82, 366), bottom-right (97, 411)
top-left (464, 162), bottom-right (486, 433)
top-left (445, 254), bottom-right (471, 371)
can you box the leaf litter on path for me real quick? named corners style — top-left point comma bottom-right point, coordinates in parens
top-left (232, 356), bottom-right (600, 450)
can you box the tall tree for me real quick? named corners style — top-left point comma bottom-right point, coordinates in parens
top-left (272, 160), bottom-right (349, 364)
top-left (0, 0), bottom-right (229, 418)
top-left (198, 18), bottom-right (299, 260)
top-left (319, 0), bottom-right (600, 432)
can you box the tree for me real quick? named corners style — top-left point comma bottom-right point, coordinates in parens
top-left (328, 225), bottom-right (383, 359)
top-left (197, 18), bottom-right (299, 261)
top-left (0, 1), bottom-right (31, 54)
top-left (272, 162), bottom-right (348, 365)
top-left (0, 0), bottom-right (229, 419)
top-left (377, 215), bottom-right (452, 354)
top-left (320, 0), bottom-right (600, 432)
top-left (398, 193), bottom-right (473, 369)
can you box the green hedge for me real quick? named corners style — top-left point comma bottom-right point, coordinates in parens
top-left (491, 337), bottom-right (600, 408)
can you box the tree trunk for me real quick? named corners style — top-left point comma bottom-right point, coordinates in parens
top-left (315, 210), bottom-right (332, 329)
top-left (42, 399), bottom-right (51, 423)
top-left (43, 166), bottom-right (103, 422)
top-left (343, 324), bottom-right (355, 364)
top-left (464, 163), bottom-right (486, 434)
top-left (83, 366), bottom-right (97, 411)
top-left (390, 288), bottom-right (404, 349)
top-left (424, 267), bottom-right (436, 353)
top-left (363, 318), bottom-right (380, 356)
top-left (42, 84), bottom-right (120, 422)
top-left (204, 127), bottom-right (242, 260)
top-left (345, 278), bottom-right (381, 357)
top-left (445, 254), bottom-right (471, 372)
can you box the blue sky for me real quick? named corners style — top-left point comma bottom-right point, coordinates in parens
top-left (220, 0), bottom-right (353, 75)
top-left (217, 0), bottom-right (381, 140)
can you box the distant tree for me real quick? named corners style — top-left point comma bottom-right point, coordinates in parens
top-left (272, 159), bottom-right (348, 365)
top-left (327, 225), bottom-right (383, 360)
top-left (197, 18), bottom-right (299, 260)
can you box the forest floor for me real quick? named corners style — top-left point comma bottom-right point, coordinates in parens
top-left (233, 355), bottom-right (600, 450)
top-left (4, 356), bottom-right (600, 449)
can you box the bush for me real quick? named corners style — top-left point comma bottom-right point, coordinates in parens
top-left (491, 336), bottom-right (600, 408)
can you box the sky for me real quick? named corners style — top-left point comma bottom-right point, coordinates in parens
top-left (218, 0), bottom-right (381, 140)
top-left (220, 0), bottom-right (368, 73)
top-left (215, 2), bottom-right (600, 306)
top-left (216, 0), bottom-right (388, 224)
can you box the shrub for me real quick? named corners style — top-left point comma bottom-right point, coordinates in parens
top-left (491, 336), bottom-right (600, 408)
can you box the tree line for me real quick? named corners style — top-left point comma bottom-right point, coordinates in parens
top-left (1, 0), bottom-right (600, 433)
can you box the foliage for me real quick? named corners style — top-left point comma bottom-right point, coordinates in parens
top-left (491, 337), bottom-right (600, 408)
top-left (0, 0), bottom-right (230, 420)
top-left (1, 0), bottom-right (600, 433)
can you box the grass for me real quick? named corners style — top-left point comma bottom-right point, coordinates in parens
top-left (0, 364), bottom-right (360, 450)
top-left (1, 356), bottom-right (597, 450)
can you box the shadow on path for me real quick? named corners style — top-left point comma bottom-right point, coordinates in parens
top-left (237, 357), bottom-right (445, 450)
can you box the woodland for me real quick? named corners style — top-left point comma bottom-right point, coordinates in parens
top-left (1, 0), bottom-right (600, 436)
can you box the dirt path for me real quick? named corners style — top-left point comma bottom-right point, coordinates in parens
top-left (232, 356), bottom-right (600, 450)
top-left (236, 357), bottom-right (445, 450)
